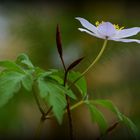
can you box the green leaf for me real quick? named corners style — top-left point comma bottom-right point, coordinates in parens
top-left (94, 100), bottom-right (139, 139)
top-left (36, 69), bottom-right (76, 100)
top-left (0, 71), bottom-right (24, 107)
top-left (86, 102), bottom-right (108, 134)
top-left (37, 78), bottom-right (67, 124)
top-left (0, 60), bottom-right (23, 73)
top-left (93, 100), bottom-right (122, 121)
top-left (21, 74), bottom-right (33, 91)
top-left (65, 88), bottom-right (77, 100)
top-left (68, 71), bottom-right (87, 98)
top-left (121, 115), bottom-right (139, 140)
top-left (16, 53), bottom-right (34, 69)
top-left (47, 69), bottom-right (64, 84)
top-left (49, 74), bottom-right (63, 85)
top-left (38, 81), bottom-right (65, 124)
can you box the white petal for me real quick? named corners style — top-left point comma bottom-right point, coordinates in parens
top-left (97, 22), bottom-right (117, 38)
top-left (111, 38), bottom-right (140, 43)
top-left (75, 17), bottom-right (98, 34)
top-left (115, 27), bottom-right (140, 38)
top-left (78, 28), bottom-right (103, 39)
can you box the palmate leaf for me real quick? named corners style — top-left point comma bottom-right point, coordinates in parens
top-left (93, 99), bottom-right (139, 139)
top-left (121, 115), bottom-right (139, 140)
top-left (37, 69), bottom-right (76, 99)
top-left (37, 69), bottom-right (64, 85)
top-left (21, 74), bottom-right (33, 91)
top-left (0, 54), bottom-right (35, 107)
top-left (86, 102), bottom-right (108, 134)
top-left (38, 80), bottom-right (66, 124)
top-left (0, 69), bottom-right (34, 107)
top-left (0, 60), bottom-right (23, 73)
top-left (0, 71), bottom-right (24, 107)
top-left (93, 99), bottom-right (122, 120)
top-left (37, 77), bottom-right (76, 124)
top-left (46, 69), bottom-right (87, 99)
top-left (67, 71), bottom-right (87, 98)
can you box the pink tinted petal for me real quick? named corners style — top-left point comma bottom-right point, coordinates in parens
top-left (111, 38), bottom-right (140, 43)
top-left (97, 22), bottom-right (117, 38)
top-left (76, 17), bottom-right (98, 34)
top-left (114, 27), bottom-right (140, 39)
top-left (78, 28), bottom-right (103, 39)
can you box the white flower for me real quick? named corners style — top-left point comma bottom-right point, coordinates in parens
top-left (76, 17), bottom-right (140, 43)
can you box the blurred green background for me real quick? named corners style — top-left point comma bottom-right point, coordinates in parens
top-left (0, 0), bottom-right (140, 139)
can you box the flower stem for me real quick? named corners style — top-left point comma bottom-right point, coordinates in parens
top-left (68, 39), bottom-right (108, 89)
top-left (81, 39), bottom-right (108, 76)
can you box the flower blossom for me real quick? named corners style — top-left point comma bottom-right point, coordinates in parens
top-left (76, 17), bottom-right (140, 43)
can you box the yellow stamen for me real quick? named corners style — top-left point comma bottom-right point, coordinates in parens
top-left (95, 21), bottom-right (100, 26)
top-left (95, 21), bottom-right (124, 30)
top-left (119, 26), bottom-right (124, 30)
top-left (95, 21), bottom-right (104, 27)
top-left (114, 24), bottom-right (124, 30)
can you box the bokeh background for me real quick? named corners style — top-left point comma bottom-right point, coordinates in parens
top-left (0, 0), bottom-right (140, 139)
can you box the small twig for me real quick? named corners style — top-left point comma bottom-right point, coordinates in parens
top-left (61, 56), bottom-right (67, 72)
top-left (33, 83), bottom-right (45, 115)
top-left (45, 106), bottom-right (53, 116)
top-left (96, 121), bottom-right (119, 140)
top-left (33, 81), bottom-right (53, 140)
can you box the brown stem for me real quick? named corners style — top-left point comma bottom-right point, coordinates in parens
top-left (63, 70), bottom-right (74, 140)
top-left (66, 95), bottom-right (74, 140)
top-left (60, 56), bottom-right (67, 72)
top-left (57, 30), bottom-right (74, 139)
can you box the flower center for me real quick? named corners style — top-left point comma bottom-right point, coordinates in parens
top-left (95, 21), bottom-right (124, 30)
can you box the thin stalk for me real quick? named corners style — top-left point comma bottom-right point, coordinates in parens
top-left (59, 54), bottom-right (74, 140)
top-left (68, 39), bottom-right (108, 89)
top-left (70, 100), bottom-right (84, 110)
top-left (60, 56), bottom-right (67, 72)
top-left (58, 40), bottom-right (74, 140)
top-left (65, 95), bottom-right (74, 140)
top-left (33, 83), bottom-right (45, 116)
top-left (64, 70), bottom-right (74, 140)
top-left (49, 100), bottom-right (85, 118)
top-left (35, 116), bottom-right (45, 140)
top-left (33, 82), bottom-right (52, 140)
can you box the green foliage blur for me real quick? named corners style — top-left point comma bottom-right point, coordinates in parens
top-left (0, 1), bottom-right (140, 139)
